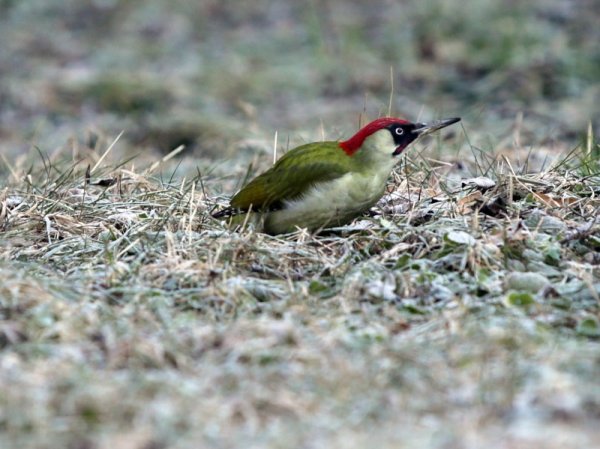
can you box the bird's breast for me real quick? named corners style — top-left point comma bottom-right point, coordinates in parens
top-left (263, 171), bottom-right (389, 234)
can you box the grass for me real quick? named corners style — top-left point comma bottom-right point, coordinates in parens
top-left (1, 126), bottom-right (599, 448)
top-left (1, 0), bottom-right (600, 447)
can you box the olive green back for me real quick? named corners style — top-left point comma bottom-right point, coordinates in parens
top-left (231, 141), bottom-right (355, 212)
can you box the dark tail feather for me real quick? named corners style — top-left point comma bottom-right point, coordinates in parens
top-left (211, 207), bottom-right (236, 219)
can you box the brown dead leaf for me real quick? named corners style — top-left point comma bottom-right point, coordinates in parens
top-left (532, 192), bottom-right (579, 208)
top-left (457, 191), bottom-right (483, 214)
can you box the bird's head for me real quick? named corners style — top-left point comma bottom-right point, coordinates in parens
top-left (339, 116), bottom-right (461, 160)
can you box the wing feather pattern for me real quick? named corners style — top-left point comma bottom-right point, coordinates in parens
top-left (229, 141), bottom-right (353, 212)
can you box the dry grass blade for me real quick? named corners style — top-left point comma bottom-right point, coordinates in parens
top-left (91, 130), bottom-right (124, 174)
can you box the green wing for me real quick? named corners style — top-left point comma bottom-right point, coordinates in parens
top-left (230, 141), bottom-right (353, 212)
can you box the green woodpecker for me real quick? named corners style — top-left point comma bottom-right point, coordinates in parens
top-left (213, 116), bottom-right (460, 234)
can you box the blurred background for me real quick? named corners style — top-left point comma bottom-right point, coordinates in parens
top-left (0, 0), bottom-right (598, 168)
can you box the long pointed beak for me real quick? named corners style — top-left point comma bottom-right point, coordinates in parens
top-left (412, 117), bottom-right (461, 136)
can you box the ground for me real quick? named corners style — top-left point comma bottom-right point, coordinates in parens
top-left (0, 1), bottom-right (599, 448)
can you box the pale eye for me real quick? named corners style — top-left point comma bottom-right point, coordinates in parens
top-left (395, 127), bottom-right (404, 136)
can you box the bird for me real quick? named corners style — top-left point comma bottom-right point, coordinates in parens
top-left (212, 116), bottom-right (460, 235)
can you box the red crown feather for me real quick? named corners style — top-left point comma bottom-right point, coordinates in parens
top-left (339, 117), bottom-right (409, 156)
